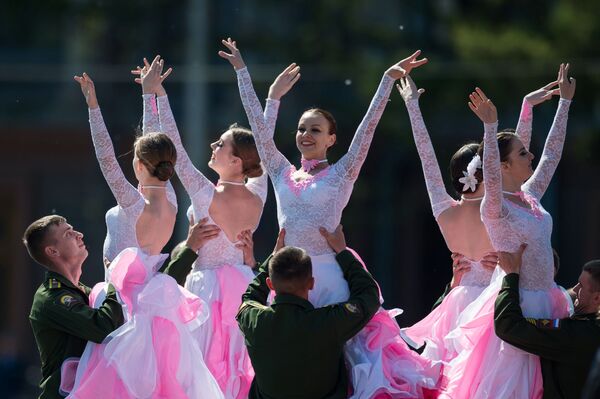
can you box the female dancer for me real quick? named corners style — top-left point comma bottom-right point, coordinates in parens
top-left (220, 38), bottom-right (439, 398)
top-left (442, 64), bottom-right (575, 398)
top-left (397, 73), bottom-right (561, 363)
top-left (140, 56), bottom-right (269, 399)
top-left (68, 69), bottom-right (223, 398)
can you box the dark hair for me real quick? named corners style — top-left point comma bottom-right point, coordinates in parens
top-left (23, 215), bottom-right (66, 267)
top-left (477, 129), bottom-right (520, 164)
top-left (583, 260), bottom-right (600, 291)
top-left (268, 246), bottom-right (312, 293)
top-left (450, 143), bottom-right (483, 194)
top-left (228, 123), bottom-right (263, 179)
top-left (303, 108), bottom-right (337, 136)
top-left (134, 133), bottom-right (177, 181)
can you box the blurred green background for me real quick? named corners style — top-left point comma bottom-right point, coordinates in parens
top-left (1, 0), bottom-right (599, 396)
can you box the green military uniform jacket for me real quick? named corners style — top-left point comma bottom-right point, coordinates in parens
top-left (494, 273), bottom-right (600, 399)
top-left (237, 250), bottom-right (380, 399)
top-left (29, 246), bottom-right (199, 399)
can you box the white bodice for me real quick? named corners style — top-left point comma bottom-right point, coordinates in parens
top-left (89, 98), bottom-right (177, 263)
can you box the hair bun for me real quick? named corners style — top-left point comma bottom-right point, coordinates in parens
top-left (153, 161), bottom-right (174, 181)
top-left (245, 163), bottom-right (264, 178)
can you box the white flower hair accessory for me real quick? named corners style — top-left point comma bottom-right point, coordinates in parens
top-left (458, 154), bottom-right (482, 192)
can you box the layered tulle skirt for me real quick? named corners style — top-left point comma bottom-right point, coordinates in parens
top-left (185, 264), bottom-right (256, 399)
top-left (439, 268), bottom-right (574, 399)
top-left (65, 248), bottom-right (224, 399)
top-left (401, 284), bottom-right (487, 363)
top-left (309, 251), bottom-right (441, 399)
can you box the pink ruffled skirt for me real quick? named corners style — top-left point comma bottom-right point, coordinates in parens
top-left (439, 268), bottom-right (574, 399)
top-left (185, 264), bottom-right (256, 399)
top-left (401, 284), bottom-right (487, 363)
top-left (309, 251), bottom-right (441, 399)
top-left (65, 248), bottom-right (223, 399)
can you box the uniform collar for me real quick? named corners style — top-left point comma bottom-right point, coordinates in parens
top-left (271, 293), bottom-right (314, 310)
top-left (46, 270), bottom-right (88, 293)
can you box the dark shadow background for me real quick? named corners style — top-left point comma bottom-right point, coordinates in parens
top-left (1, 0), bottom-right (598, 396)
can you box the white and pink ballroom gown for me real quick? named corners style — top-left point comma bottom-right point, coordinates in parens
top-left (440, 98), bottom-right (574, 399)
top-left (236, 66), bottom-right (440, 398)
top-left (156, 94), bottom-right (269, 399)
top-left (399, 97), bottom-right (533, 363)
top-left (63, 97), bottom-right (223, 398)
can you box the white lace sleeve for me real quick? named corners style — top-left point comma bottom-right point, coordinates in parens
top-left (142, 94), bottom-right (177, 207)
top-left (156, 95), bottom-right (214, 199)
top-left (405, 99), bottom-right (456, 219)
top-left (335, 74), bottom-right (394, 182)
top-left (245, 167), bottom-right (269, 204)
top-left (515, 98), bottom-right (533, 150)
top-left (236, 67), bottom-right (291, 178)
top-left (142, 94), bottom-right (160, 134)
top-left (522, 99), bottom-right (571, 199)
top-left (481, 121), bottom-right (506, 220)
top-left (88, 107), bottom-right (140, 209)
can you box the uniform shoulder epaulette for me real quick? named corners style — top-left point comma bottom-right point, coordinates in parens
top-left (526, 317), bottom-right (561, 329)
top-left (46, 278), bottom-right (62, 289)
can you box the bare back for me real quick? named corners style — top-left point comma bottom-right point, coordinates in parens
top-left (136, 195), bottom-right (177, 255)
top-left (209, 186), bottom-right (263, 242)
top-left (437, 201), bottom-right (494, 260)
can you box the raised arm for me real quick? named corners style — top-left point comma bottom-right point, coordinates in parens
top-left (469, 88), bottom-right (503, 220)
top-left (141, 56), bottom-right (214, 198)
top-left (515, 78), bottom-right (560, 150)
top-left (523, 63), bottom-right (574, 199)
top-left (134, 58), bottom-right (179, 203)
top-left (75, 73), bottom-right (140, 209)
top-left (337, 50), bottom-right (428, 182)
top-left (398, 75), bottom-right (455, 219)
top-left (219, 38), bottom-right (293, 178)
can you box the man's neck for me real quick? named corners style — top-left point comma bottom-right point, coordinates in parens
top-left (277, 289), bottom-right (309, 301)
top-left (52, 263), bottom-right (82, 287)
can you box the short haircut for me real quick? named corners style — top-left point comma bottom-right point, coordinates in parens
top-left (22, 215), bottom-right (66, 267)
top-left (268, 246), bottom-right (312, 293)
top-left (583, 260), bottom-right (600, 291)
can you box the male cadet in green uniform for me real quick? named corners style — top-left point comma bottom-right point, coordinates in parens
top-left (24, 214), bottom-right (219, 399)
top-left (494, 244), bottom-right (600, 399)
top-left (236, 226), bottom-right (380, 399)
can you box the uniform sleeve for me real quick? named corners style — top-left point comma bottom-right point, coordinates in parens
top-left (40, 285), bottom-right (124, 344)
top-left (237, 256), bottom-right (272, 333)
top-left (158, 247), bottom-right (198, 285)
top-left (88, 107), bottom-right (141, 209)
top-left (515, 98), bottom-right (533, 151)
top-left (236, 67), bottom-right (291, 179)
top-left (522, 99), bottom-right (571, 199)
top-left (494, 273), bottom-right (598, 363)
top-left (335, 74), bottom-right (394, 182)
top-left (481, 121), bottom-right (507, 220)
top-left (404, 99), bottom-right (456, 219)
top-left (156, 95), bottom-right (214, 199)
top-left (318, 250), bottom-right (380, 342)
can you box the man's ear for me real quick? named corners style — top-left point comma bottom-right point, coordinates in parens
top-left (307, 276), bottom-right (315, 291)
top-left (266, 277), bottom-right (275, 291)
top-left (45, 245), bottom-right (59, 259)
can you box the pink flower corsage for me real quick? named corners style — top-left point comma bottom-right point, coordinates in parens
top-left (285, 165), bottom-right (329, 196)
